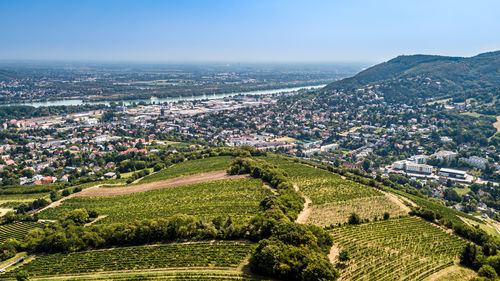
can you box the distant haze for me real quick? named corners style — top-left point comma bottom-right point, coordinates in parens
top-left (0, 0), bottom-right (499, 63)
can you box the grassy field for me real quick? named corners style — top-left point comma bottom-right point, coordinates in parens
top-left (2, 241), bottom-right (253, 279)
top-left (422, 265), bottom-right (476, 281)
top-left (0, 221), bottom-right (46, 243)
top-left (39, 178), bottom-right (271, 224)
top-left (454, 186), bottom-right (471, 196)
top-left (329, 216), bottom-right (466, 281)
top-left (308, 195), bottom-right (407, 226)
top-left (138, 156), bottom-right (234, 184)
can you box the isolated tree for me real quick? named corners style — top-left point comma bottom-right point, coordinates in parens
top-left (383, 212), bottom-right (390, 220)
top-left (348, 213), bottom-right (361, 225)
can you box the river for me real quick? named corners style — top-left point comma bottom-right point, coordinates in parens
top-left (4, 84), bottom-right (326, 108)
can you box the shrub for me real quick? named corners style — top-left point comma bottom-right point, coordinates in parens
top-left (339, 249), bottom-right (350, 262)
top-left (348, 213), bottom-right (361, 225)
top-left (478, 264), bottom-right (498, 279)
top-left (383, 212), bottom-right (390, 220)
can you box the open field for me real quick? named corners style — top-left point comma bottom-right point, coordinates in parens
top-left (39, 178), bottom-right (271, 224)
top-left (79, 170), bottom-right (247, 196)
top-left (0, 221), bottom-right (46, 243)
top-left (308, 195), bottom-right (408, 226)
top-left (1, 241), bottom-right (253, 279)
top-left (138, 156), bottom-right (233, 184)
top-left (329, 216), bottom-right (466, 281)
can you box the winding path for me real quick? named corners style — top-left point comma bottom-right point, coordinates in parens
top-left (295, 184), bottom-right (312, 224)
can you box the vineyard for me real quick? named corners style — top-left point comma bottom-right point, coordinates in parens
top-left (39, 178), bottom-right (271, 224)
top-left (2, 241), bottom-right (253, 278)
top-left (265, 157), bottom-right (382, 203)
top-left (308, 195), bottom-right (407, 226)
top-left (329, 216), bottom-right (466, 281)
top-left (138, 156), bottom-right (233, 184)
top-left (0, 221), bottom-right (45, 243)
top-left (12, 270), bottom-right (273, 280)
top-left (264, 156), bottom-right (407, 225)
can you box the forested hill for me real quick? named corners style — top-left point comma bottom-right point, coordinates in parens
top-left (325, 50), bottom-right (500, 104)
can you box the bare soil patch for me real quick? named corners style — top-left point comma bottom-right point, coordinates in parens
top-left (77, 170), bottom-right (248, 197)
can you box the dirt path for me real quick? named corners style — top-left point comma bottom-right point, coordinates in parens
top-left (85, 215), bottom-right (108, 226)
top-left (328, 244), bottom-right (340, 264)
top-left (77, 170), bottom-right (247, 197)
top-left (295, 184), bottom-right (312, 224)
top-left (379, 190), bottom-right (412, 213)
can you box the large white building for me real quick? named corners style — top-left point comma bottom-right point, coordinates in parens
top-left (460, 156), bottom-right (489, 169)
top-left (432, 150), bottom-right (457, 162)
top-left (392, 160), bottom-right (433, 175)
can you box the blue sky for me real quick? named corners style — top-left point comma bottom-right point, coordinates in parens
top-left (0, 0), bottom-right (499, 63)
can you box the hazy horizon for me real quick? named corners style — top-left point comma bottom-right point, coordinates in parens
top-left (1, 0), bottom-right (500, 63)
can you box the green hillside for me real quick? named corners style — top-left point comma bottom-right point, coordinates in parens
top-left (325, 50), bottom-right (500, 104)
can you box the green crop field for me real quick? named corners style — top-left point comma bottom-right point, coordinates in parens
top-left (39, 178), bottom-right (271, 224)
top-left (265, 156), bottom-right (381, 203)
top-left (329, 216), bottom-right (466, 281)
top-left (2, 241), bottom-right (253, 278)
top-left (139, 156), bottom-right (234, 184)
top-left (0, 221), bottom-right (45, 243)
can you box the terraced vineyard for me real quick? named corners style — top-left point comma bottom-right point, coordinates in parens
top-left (2, 241), bottom-right (252, 278)
top-left (138, 156), bottom-right (233, 184)
top-left (0, 221), bottom-right (45, 243)
top-left (266, 157), bottom-right (381, 203)
top-left (265, 156), bottom-right (405, 225)
top-left (39, 178), bottom-right (271, 224)
top-left (329, 216), bottom-right (466, 281)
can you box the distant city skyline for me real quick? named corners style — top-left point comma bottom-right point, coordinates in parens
top-left (1, 0), bottom-right (499, 63)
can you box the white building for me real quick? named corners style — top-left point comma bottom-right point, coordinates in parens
top-left (460, 156), bottom-right (489, 169)
top-left (303, 148), bottom-right (321, 157)
top-left (392, 160), bottom-right (433, 175)
top-left (440, 136), bottom-right (453, 143)
top-left (432, 150), bottom-right (457, 162)
top-left (408, 155), bottom-right (429, 164)
top-left (320, 143), bottom-right (339, 152)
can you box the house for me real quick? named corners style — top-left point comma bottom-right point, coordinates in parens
top-left (41, 176), bottom-right (56, 185)
top-left (103, 172), bottom-right (116, 179)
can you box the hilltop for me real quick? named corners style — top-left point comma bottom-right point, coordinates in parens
top-left (325, 50), bottom-right (500, 103)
